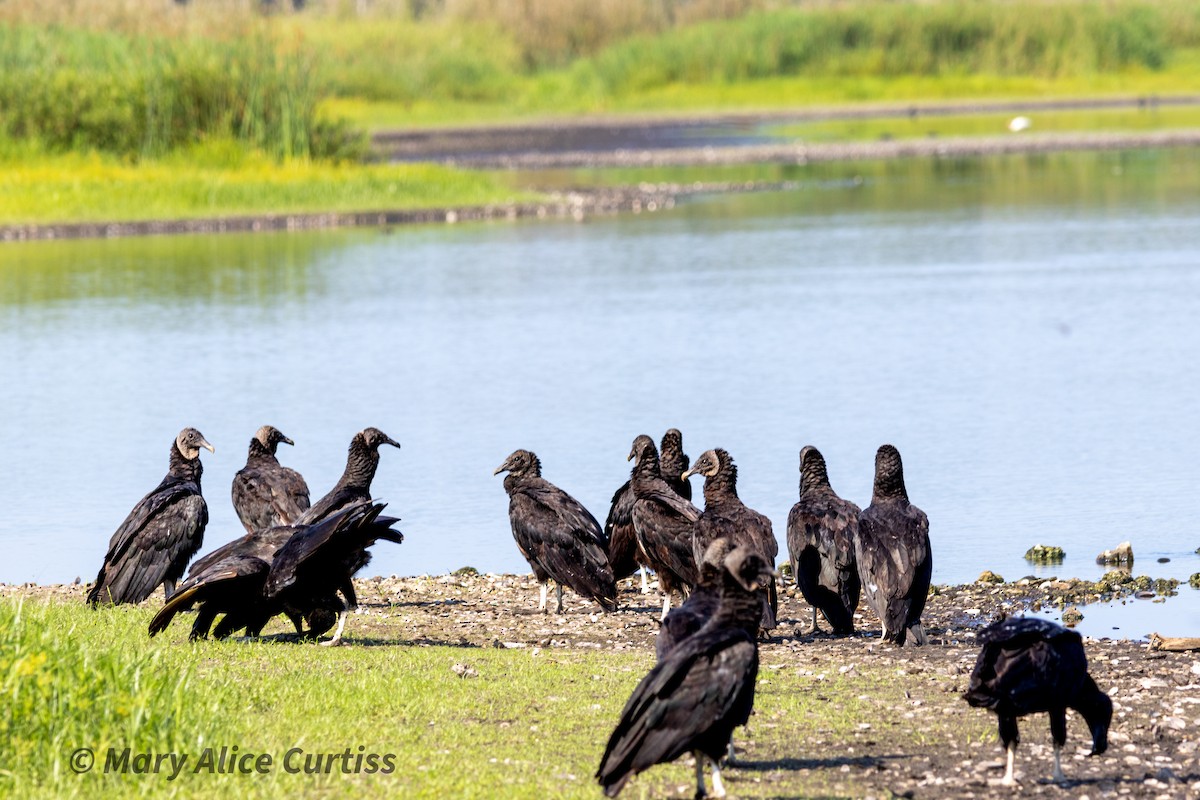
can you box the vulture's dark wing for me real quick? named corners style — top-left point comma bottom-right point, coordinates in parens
top-left (88, 481), bottom-right (207, 605)
top-left (857, 503), bottom-right (931, 635)
top-left (598, 629), bottom-right (758, 797)
top-left (148, 553), bottom-right (271, 639)
top-left (510, 484), bottom-right (617, 610)
top-left (265, 504), bottom-right (402, 599)
top-left (655, 586), bottom-right (721, 661)
top-left (232, 465), bottom-right (311, 532)
top-left (632, 492), bottom-right (700, 588)
top-left (787, 494), bottom-right (861, 631)
top-left (604, 480), bottom-right (641, 581)
top-left (966, 619), bottom-right (1086, 714)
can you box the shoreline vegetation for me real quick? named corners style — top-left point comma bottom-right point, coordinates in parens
top-left (3, 574), bottom-right (1198, 798)
top-left (2, 0), bottom-right (1200, 232)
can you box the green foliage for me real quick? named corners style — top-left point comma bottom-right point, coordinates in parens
top-left (0, 23), bottom-right (331, 159)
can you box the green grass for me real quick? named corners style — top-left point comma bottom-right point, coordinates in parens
top-left (0, 144), bottom-right (538, 225)
top-left (1, 597), bottom-right (993, 799)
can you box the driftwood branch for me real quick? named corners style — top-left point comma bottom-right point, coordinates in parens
top-left (1149, 633), bottom-right (1200, 652)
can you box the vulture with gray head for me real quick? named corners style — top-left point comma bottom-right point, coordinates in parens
top-left (300, 427), bottom-right (400, 525)
top-left (231, 425), bottom-right (310, 534)
top-left (682, 448), bottom-right (778, 631)
top-left (495, 449), bottom-right (618, 614)
top-left (855, 444), bottom-right (932, 646)
top-left (786, 445), bottom-right (861, 634)
top-left (597, 547), bottom-right (774, 799)
top-left (87, 427), bottom-right (214, 606)
top-left (628, 435), bottom-right (701, 619)
top-left (296, 426), bottom-right (400, 612)
top-left (964, 617), bottom-right (1111, 785)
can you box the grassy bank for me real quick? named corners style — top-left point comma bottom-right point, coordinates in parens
top-left (1, 597), bottom-right (975, 800)
top-left (0, 145), bottom-right (535, 225)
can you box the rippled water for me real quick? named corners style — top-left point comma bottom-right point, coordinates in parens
top-left (1, 149), bottom-right (1198, 636)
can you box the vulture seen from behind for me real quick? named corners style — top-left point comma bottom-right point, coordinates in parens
top-left (855, 444), bottom-right (932, 646)
top-left (786, 445), bottom-right (861, 634)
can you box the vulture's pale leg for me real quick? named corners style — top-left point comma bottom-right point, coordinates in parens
top-left (661, 593), bottom-right (672, 621)
top-left (639, 566), bottom-right (650, 595)
top-left (319, 607), bottom-right (348, 647)
top-left (709, 758), bottom-right (727, 798)
top-left (1051, 744), bottom-right (1065, 783)
top-left (808, 605), bottom-right (822, 635)
top-left (538, 582), bottom-right (549, 613)
top-left (1002, 742), bottom-right (1017, 786)
top-left (555, 582), bottom-right (565, 614)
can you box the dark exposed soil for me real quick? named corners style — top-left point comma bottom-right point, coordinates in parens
top-left (8, 574), bottom-right (1200, 798)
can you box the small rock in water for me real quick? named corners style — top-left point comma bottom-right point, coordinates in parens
top-left (1025, 545), bottom-right (1065, 563)
top-left (1062, 607), bottom-right (1084, 626)
top-left (976, 570), bottom-right (1004, 584)
top-left (1156, 557), bottom-right (1169, 563)
top-left (1096, 541), bottom-right (1134, 566)
top-left (1189, 573), bottom-right (1200, 590)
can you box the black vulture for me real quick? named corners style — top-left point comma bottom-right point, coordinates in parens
top-left (300, 427), bottom-right (400, 525)
top-left (264, 501), bottom-right (403, 645)
top-left (231, 425), bottom-right (310, 533)
top-left (602, 478), bottom-right (643, 586)
top-left (494, 449), bottom-right (618, 614)
top-left (659, 428), bottom-right (693, 502)
top-left (855, 444), bottom-right (932, 646)
top-left (964, 617), bottom-right (1112, 785)
top-left (655, 538), bottom-right (734, 662)
top-left (150, 502), bottom-right (402, 645)
top-left (786, 445), bottom-right (861, 635)
top-left (682, 448), bottom-right (778, 631)
top-left (628, 435), bottom-right (701, 619)
top-left (87, 428), bottom-right (214, 606)
top-left (605, 428), bottom-right (691, 593)
top-left (596, 547), bottom-right (774, 799)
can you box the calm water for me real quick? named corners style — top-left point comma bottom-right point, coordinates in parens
top-left (1, 149), bottom-right (1198, 634)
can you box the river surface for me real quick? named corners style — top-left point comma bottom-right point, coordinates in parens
top-left (1, 148), bottom-right (1198, 635)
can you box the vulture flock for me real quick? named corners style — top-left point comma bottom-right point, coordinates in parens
top-left (91, 425), bottom-right (403, 646)
top-left (87, 425), bottom-right (1112, 795)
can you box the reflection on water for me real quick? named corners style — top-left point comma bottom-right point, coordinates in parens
top-left (1030, 591), bottom-right (1200, 642)
top-left (1, 149), bottom-right (1199, 631)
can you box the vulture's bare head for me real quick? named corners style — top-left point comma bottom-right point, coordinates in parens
top-left (361, 427), bottom-right (401, 452)
top-left (176, 427), bottom-right (215, 460)
top-left (627, 434), bottom-right (657, 462)
top-left (255, 425), bottom-right (294, 452)
top-left (494, 449), bottom-right (541, 478)
top-left (681, 448), bottom-right (729, 481)
top-left (724, 547), bottom-right (777, 593)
